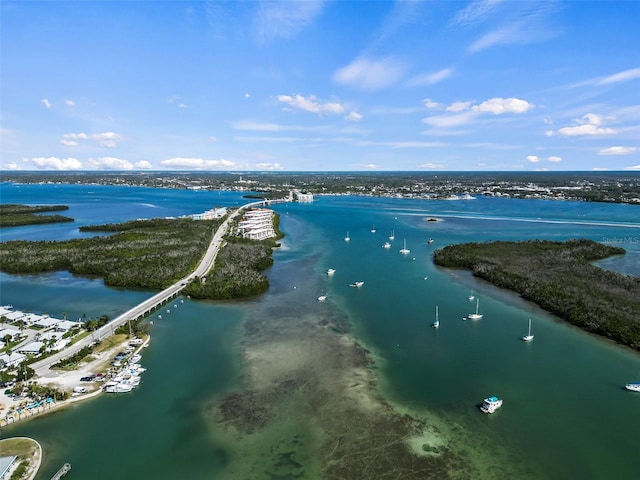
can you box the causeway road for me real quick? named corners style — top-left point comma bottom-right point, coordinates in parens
top-left (32, 202), bottom-right (263, 376)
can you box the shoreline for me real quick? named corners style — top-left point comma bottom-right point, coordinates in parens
top-left (0, 335), bottom-right (149, 428)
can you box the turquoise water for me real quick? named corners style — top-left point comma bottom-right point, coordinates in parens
top-left (1, 184), bottom-right (640, 479)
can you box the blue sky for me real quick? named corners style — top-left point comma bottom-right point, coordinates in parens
top-left (1, 1), bottom-right (639, 172)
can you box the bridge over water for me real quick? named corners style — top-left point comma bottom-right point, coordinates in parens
top-left (32, 197), bottom-right (289, 375)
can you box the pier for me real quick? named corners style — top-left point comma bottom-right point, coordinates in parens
top-left (50, 463), bottom-right (71, 480)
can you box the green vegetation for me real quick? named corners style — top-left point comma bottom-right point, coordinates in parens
top-left (184, 213), bottom-right (283, 300)
top-left (51, 345), bottom-right (94, 369)
top-left (184, 236), bottom-right (275, 300)
top-left (0, 217), bottom-right (219, 289)
top-left (434, 239), bottom-right (640, 350)
top-left (0, 204), bottom-right (73, 227)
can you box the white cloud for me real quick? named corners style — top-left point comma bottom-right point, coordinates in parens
top-left (472, 97), bottom-right (533, 114)
top-left (446, 101), bottom-right (472, 113)
top-left (597, 67), bottom-right (640, 86)
top-left (41, 98), bottom-right (52, 109)
top-left (419, 162), bottom-right (445, 169)
top-left (423, 111), bottom-right (477, 128)
top-left (423, 99), bottom-right (443, 110)
top-left (526, 155), bottom-right (539, 163)
top-left (255, 162), bottom-right (283, 170)
top-left (60, 132), bottom-right (123, 148)
top-left (599, 146), bottom-right (637, 156)
top-left (245, 93), bottom-right (251, 98)
top-left (208, 136), bottom-right (217, 142)
top-left (277, 94), bottom-right (344, 115)
top-left (25, 156), bottom-right (83, 170)
top-left (345, 111), bottom-right (363, 122)
top-left (407, 68), bottom-right (453, 87)
top-left (135, 160), bottom-right (153, 169)
top-left (554, 113), bottom-right (616, 137)
top-left (452, 0), bottom-right (504, 26)
top-left (548, 156), bottom-right (562, 162)
top-left (160, 157), bottom-right (236, 169)
top-left (468, 22), bottom-right (522, 53)
top-left (364, 163), bottom-right (379, 169)
top-left (3, 162), bottom-right (20, 170)
top-left (623, 164), bottom-right (640, 170)
top-left (65, 99), bottom-right (75, 106)
top-left (255, 0), bottom-right (324, 42)
top-left (333, 56), bottom-right (406, 91)
top-left (87, 157), bottom-right (134, 170)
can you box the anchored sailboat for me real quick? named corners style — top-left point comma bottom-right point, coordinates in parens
top-left (468, 298), bottom-right (483, 320)
top-left (522, 318), bottom-right (534, 342)
top-left (399, 239), bottom-right (410, 255)
top-left (432, 306), bottom-right (440, 328)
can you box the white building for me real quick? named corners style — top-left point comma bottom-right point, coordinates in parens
top-left (17, 341), bottom-right (45, 355)
top-left (0, 352), bottom-right (26, 368)
top-left (192, 207), bottom-right (228, 220)
top-left (54, 320), bottom-right (82, 333)
top-left (0, 328), bottom-right (21, 341)
top-left (237, 208), bottom-right (277, 240)
top-left (294, 190), bottom-right (314, 202)
top-left (2, 311), bottom-right (26, 323)
top-left (34, 317), bottom-right (62, 329)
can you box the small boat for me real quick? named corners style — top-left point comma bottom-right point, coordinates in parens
top-left (480, 396), bottom-right (503, 414)
top-left (399, 239), bottom-right (410, 255)
top-left (522, 318), bottom-right (534, 342)
top-left (317, 295), bottom-right (327, 302)
top-left (389, 230), bottom-right (395, 240)
top-left (432, 306), bottom-right (440, 328)
top-left (625, 382), bottom-right (640, 392)
top-left (326, 268), bottom-right (336, 275)
top-left (468, 298), bottom-right (483, 320)
top-left (383, 242), bottom-right (391, 249)
top-left (371, 225), bottom-right (376, 233)
top-left (344, 231), bottom-right (350, 242)
top-left (427, 238), bottom-right (434, 244)
top-left (349, 281), bottom-right (364, 288)
top-left (468, 293), bottom-right (475, 301)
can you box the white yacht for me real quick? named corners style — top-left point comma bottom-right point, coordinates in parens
top-left (625, 383), bottom-right (640, 392)
top-left (480, 396), bottom-right (503, 414)
top-left (326, 268), bottom-right (336, 276)
top-left (468, 298), bottom-right (483, 320)
top-left (317, 295), bottom-right (327, 302)
top-left (522, 319), bottom-right (534, 342)
top-left (104, 382), bottom-right (134, 393)
top-left (399, 239), bottom-right (410, 255)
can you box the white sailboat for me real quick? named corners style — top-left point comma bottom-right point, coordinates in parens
top-left (371, 224), bottom-right (376, 233)
top-left (522, 318), bottom-right (534, 342)
top-left (399, 239), bottom-right (410, 255)
top-left (467, 298), bottom-right (483, 320)
top-left (383, 242), bottom-right (391, 249)
top-left (432, 306), bottom-right (440, 328)
top-left (344, 231), bottom-right (350, 242)
top-left (389, 230), bottom-right (395, 240)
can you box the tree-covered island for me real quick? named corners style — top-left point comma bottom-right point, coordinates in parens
top-left (0, 204), bottom-right (74, 227)
top-left (0, 212), bottom-right (281, 300)
top-left (433, 239), bottom-right (640, 351)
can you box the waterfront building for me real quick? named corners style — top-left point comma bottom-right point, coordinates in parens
top-left (237, 208), bottom-right (277, 240)
top-left (294, 190), bottom-right (314, 202)
top-left (0, 352), bottom-right (26, 369)
top-left (191, 207), bottom-right (228, 220)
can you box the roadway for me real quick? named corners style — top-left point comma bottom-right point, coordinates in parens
top-left (31, 200), bottom-right (270, 376)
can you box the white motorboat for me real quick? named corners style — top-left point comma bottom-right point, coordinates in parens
top-left (104, 382), bottom-right (133, 393)
top-left (349, 281), bottom-right (364, 288)
top-left (326, 268), bottom-right (336, 275)
top-left (468, 298), bottom-right (483, 320)
top-left (317, 295), bottom-right (327, 302)
top-left (383, 242), bottom-right (391, 249)
top-left (427, 238), bottom-right (434, 244)
top-left (399, 239), bottom-right (410, 255)
top-left (522, 319), bottom-right (534, 342)
top-left (480, 396), bottom-right (503, 414)
top-left (432, 306), bottom-right (440, 328)
top-left (625, 382), bottom-right (640, 392)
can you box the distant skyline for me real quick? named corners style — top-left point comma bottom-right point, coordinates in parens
top-left (1, 1), bottom-right (639, 172)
